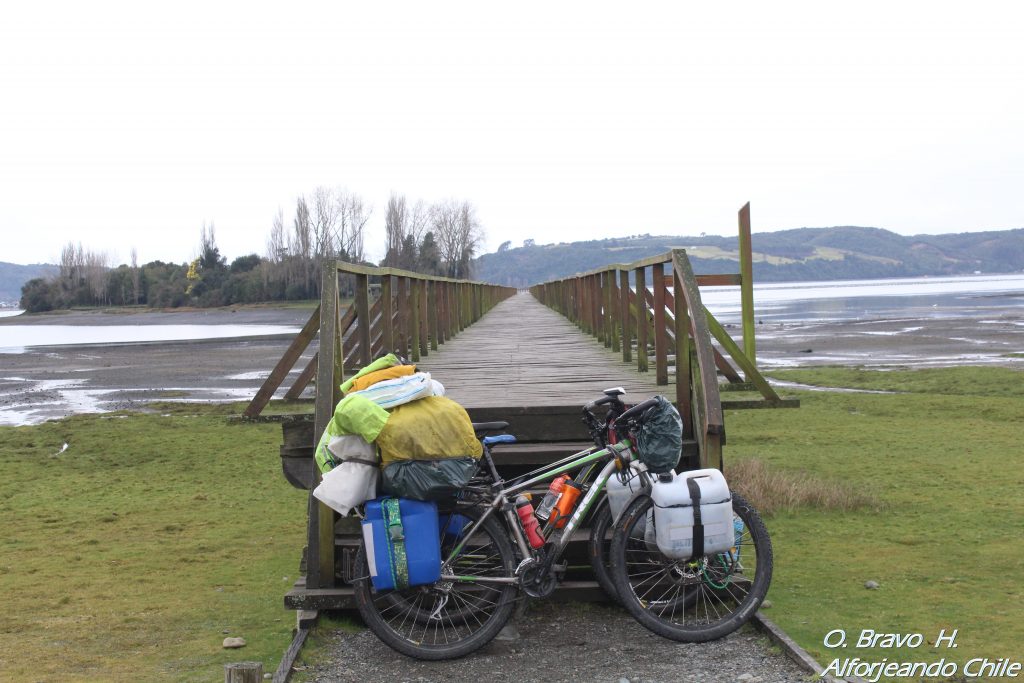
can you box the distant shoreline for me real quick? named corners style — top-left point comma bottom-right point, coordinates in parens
top-left (0, 303), bottom-right (315, 327)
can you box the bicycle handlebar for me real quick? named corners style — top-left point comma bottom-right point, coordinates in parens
top-left (613, 397), bottom-right (659, 427)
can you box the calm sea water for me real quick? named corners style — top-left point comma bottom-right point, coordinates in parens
top-left (2, 273), bottom-right (1022, 351)
top-left (697, 273), bottom-right (1024, 324)
top-left (0, 318), bottom-right (301, 353)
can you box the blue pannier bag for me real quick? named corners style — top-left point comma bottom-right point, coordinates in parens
top-left (361, 497), bottom-right (441, 591)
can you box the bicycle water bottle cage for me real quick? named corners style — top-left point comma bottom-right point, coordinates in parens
top-left (482, 434), bottom-right (517, 446)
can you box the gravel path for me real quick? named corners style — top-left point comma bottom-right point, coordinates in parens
top-left (298, 602), bottom-right (809, 683)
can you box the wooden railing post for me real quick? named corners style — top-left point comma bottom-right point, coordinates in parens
top-left (409, 279), bottom-right (421, 362)
top-left (672, 249), bottom-right (724, 470)
top-left (607, 271), bottom-right (619, 352)
top-left (437, 282), bottom-right (447, 346)
top-left (419, 278), bottom-right (429, 357)
top-left (619, 269), bottom-right (631, 363)
top-left (310, 263), bottom-right (341, 589)
top-left (355, 273), bottom-right (371, 366)
top-left (673, 263), bottom-right (692, 438)
top-left (635, 266), bottom-right (648, 372)
top-left (380, 275), bottom-right (394, 355)
top-left (447, 282), bottom-right (457, 340)
top-left (738, 202), bottom-right (756, 367)
top-left (395, 277), bottom-right (408, 358)
top-left (652, 262), bottom-right (668, 385)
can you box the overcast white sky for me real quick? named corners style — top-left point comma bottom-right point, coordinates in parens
top-left (1, 1), bottom-right (1022, 267)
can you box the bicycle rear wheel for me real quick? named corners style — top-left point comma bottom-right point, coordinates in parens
top-left (609, 491), bottom-right (772, 642)
top-left (353, 506), bottom-right (518, 660)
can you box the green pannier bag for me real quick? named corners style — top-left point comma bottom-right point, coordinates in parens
top-left (636, 396), bottom-right (683, 474)
top-left (380, 457), bottom-right (479, 502)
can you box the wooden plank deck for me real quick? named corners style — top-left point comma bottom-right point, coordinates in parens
top-left (418, 292), bottom-right (664, 407)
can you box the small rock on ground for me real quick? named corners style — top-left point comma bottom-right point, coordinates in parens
top-left (222, 637), bottom-right (246, 649)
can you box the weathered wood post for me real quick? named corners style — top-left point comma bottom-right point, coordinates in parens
top-left (309, 263), bottom-right (341, 589)
top-left (410, 279), bottom-right (421, 362)
top-left (652, 261), bottom-right (668, 385)
top-left (354, 273), bottom-right (371, 366)
top-left (635, 265), bottom-right (648, 373)
top-left (380, 275), bottom-right (394, 354)
top-left (619, 269), bottom-right (631, 363)
top-left (419, 279), bottom-right (429, 356)
top-left (224, 662), bottom-right (263, 683)
top-left (673, 258), bottom-right (692, 437)
top-left (738, 202), bottom-right (756, 367)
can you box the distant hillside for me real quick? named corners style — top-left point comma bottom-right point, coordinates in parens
top-left (0, 262), bottom-right (58, 305)
top-left (474, 227), bottom-right (1024, 287)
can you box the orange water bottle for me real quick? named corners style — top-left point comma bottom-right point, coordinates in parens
top-left (535, 474), bottom-right (569, 521)
top-left (550, 480), bottom-right (582, 529)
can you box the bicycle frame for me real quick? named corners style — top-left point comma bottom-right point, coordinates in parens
top-left (440, 438), bottom-right (639, 584)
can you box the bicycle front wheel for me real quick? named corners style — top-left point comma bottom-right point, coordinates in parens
top-left (609, 491), bottom-right (772, 642)
top-left (587, 498), bottom-right (619, 603)
top-left (353, 506), bottom-right (518, 660)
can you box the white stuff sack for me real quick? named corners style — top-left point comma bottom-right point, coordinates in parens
top-left (349, 371), bottom-right (445, 410)
top-left (312, 435), bottom-right (380, 516)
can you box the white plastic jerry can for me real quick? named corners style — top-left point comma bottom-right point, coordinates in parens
top-left (650, 468), bottom-right (733, 560)
top-left (606, 469), bottom-right (646, 524)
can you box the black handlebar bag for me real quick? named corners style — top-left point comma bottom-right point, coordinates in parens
top-left (636, 396), bottom-right (683, 474)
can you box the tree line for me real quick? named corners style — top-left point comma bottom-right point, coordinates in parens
top-left (20, 189), bottom-right (484, 312)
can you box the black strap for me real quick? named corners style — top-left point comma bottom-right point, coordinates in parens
top-left (686, 477), bottom-right (705, 559)
top-left (341, 456), bottom-right (379, 467)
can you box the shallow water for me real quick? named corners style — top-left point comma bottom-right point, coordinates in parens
top-left (0, 323), bottom-right (301, 353)
top-left (699, 273), bottom-right (1024, 323)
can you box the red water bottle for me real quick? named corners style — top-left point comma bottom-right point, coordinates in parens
top-left (535, 474), bottom-right (569, 521)
top-left (515, 495), bottom-right (545, 549)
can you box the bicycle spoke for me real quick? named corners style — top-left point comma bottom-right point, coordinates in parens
top-left (611, 492), bottom-right (773, 642)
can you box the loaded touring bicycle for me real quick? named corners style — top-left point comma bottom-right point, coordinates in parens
top-left (347, 387), bottom-right (773, 660)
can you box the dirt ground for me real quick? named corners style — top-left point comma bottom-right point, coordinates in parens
top-left (297, 601), bottom-right (811, 683)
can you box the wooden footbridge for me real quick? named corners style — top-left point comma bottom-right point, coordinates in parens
top-left (245, 203), bottom-right (797, 612)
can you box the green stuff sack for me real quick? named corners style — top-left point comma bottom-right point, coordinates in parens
top-left (314, 393), bottom-right (390, 473)
top-left (380, 458), bottom-right (480, 502)
top-left (636, 396), bottom-right (683, 474)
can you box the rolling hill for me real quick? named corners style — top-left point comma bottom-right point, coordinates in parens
top-left (474, 226), bottom-right (1024, 287)
top-left (0, 262), bottom-right (58, 305)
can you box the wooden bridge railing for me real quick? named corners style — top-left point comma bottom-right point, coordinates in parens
top-left (528, 205), bottom-right (797, 468)
top-left (243, 262), bottom-right (516, 419)
top-left (250, 262), bottom-right (515, 590)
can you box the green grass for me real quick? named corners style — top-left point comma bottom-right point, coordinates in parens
top-left (768, 364), bottom-right (1024, 398)
top-left (730, 366), bottom-right (1024, 671)
top-left (3, 367), bottom-right (1021, 680)
top-left (0, 403), bottom-right (308, 682)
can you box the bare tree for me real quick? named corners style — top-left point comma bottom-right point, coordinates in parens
top-left (59, 242), bottom-right (85, 291)
top-left (291, 196), bottom-right (313, 292)
top-left (130, 247), bottom-right (141, 305)
top-left (311, 186), bottom-right (341, 261)
top-left (337, 191), bottom-right (370, 262)
top-left (266, 208), bottom-right (286, 262)
top-left (407, 199), bottom-right (430, 247)
top-left (84, 249), bottom-right (110, 304)
top-left (432, 199), bottom-right (483, 279)
top-left (384, 193), bottom-right (407, 266)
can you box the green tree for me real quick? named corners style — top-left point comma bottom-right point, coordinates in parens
top-left (418, 232), bottom-right (442, 275)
